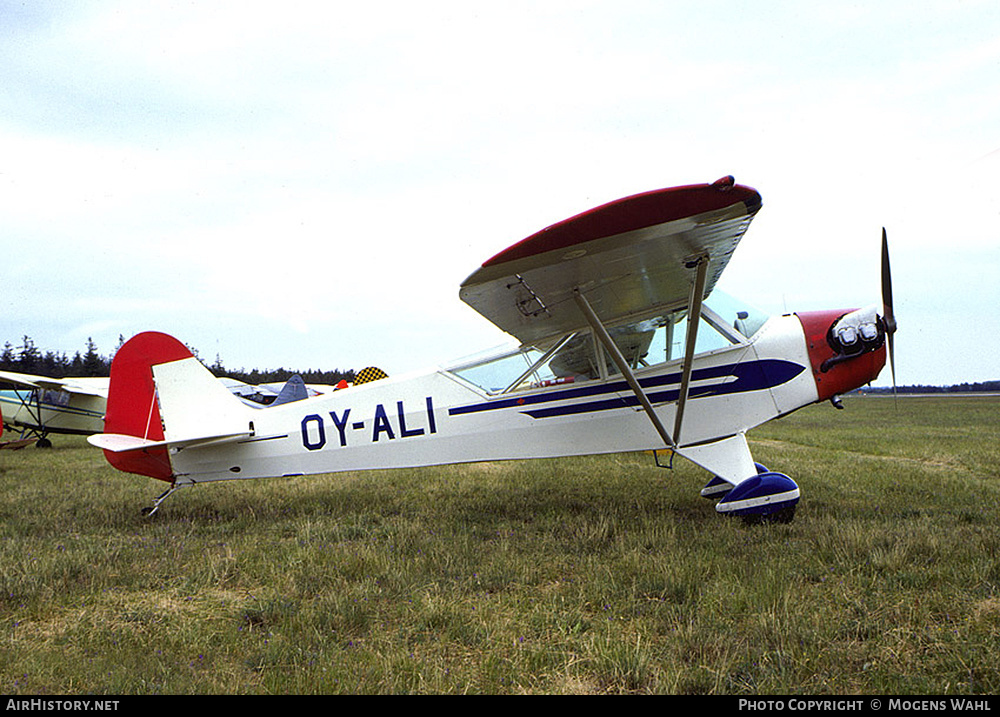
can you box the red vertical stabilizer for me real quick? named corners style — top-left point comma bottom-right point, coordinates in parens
top-left (103, 332), bottom-right (194, 482)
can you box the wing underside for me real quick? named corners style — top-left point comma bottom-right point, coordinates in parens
top-left (460, 178), bottom-right (761, 347)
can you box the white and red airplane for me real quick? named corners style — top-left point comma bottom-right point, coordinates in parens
top-left (88, 176), bottom-right (896, 521)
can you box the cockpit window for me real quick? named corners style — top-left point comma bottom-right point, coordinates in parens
top-left (41, 389), bottom-right (71, 407)
top-left (446, 344), bottom-right (547, 395)
top-left (446, 291), bottom-right (770, 395)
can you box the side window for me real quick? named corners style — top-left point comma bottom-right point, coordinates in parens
top-left (41, 389), bottom-right (71, 407)
top-left (547, 333), bottom-right (601, 381)
top-left (606, 309), bottom-right (741, 376)
top-left (450, 346), bottom-right (546, 394)
top-left (449, 333), bottom-right (600, 394)
top-left (447, 295), bottom-right (758, 395)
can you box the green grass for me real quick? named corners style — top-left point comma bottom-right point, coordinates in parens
top-left (2, 395), bottom-right (999, 694)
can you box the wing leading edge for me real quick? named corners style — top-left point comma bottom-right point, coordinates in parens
top-left (460, 176), bottom-right (762, 347)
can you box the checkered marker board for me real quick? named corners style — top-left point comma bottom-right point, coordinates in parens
top-left (354, 367), bottom-right (388, 385)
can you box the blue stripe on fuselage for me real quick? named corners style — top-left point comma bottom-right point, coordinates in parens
top-left (447, 359), bottom-right (804, 419)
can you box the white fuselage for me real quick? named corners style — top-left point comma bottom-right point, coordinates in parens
top-left (164, 314), bottom-right (818, 487)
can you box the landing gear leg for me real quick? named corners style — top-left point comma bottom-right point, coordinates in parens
top-left (142, 484), bottom-right (181, 516)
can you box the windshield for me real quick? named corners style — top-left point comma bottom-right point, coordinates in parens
top-left (703, 290), bottom-right (770, 339)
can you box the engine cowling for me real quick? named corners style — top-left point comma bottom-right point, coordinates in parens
top-left (796, 309), bottom-right (887, 402)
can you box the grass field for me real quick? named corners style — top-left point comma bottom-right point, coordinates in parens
top-left (1, 395), bottom-right (998, 694)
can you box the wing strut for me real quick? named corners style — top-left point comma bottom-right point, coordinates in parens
top-left (572, 290), bottom-right (676, 450)
top-left (672, 254), bottom-right (710, 444)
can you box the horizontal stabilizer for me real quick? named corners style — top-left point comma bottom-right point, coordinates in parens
top-left (88, 430), bottom-right (253, 454)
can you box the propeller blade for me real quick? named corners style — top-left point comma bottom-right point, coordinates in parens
top-left (881, 228), bottom-right (897, 392)
top-left (881, 228), bottom-right (896, 334)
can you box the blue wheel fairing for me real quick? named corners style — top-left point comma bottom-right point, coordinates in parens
top-left (716, 472), bottom-right (800, 521)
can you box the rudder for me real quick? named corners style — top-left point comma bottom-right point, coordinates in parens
top-left (102, 332), bottom-right (194, 482)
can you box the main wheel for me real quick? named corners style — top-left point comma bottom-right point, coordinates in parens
top-left (715, 472), bottom-right (800, 523)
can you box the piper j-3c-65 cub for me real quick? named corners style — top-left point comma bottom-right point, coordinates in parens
top-left (89, 176), bottom-right (897, 521)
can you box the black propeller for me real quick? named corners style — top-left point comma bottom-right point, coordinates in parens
top-left (881, 228), bottom-right (897, 391)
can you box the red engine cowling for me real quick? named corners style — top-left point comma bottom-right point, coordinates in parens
top-left (796, 310), bottom-right (887, 402)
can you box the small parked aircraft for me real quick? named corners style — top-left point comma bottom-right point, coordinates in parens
top-left (0, 372), bottom-right (109, 447)
top-left (89, 177), bottom-right (896, 520)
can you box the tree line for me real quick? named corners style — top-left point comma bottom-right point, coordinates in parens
top-left (4, 335), bottom-right (996, 394)
top-left (860, 381), bottom-right (1000, 394)
top-left (1, 335), bottom-right (355, 387)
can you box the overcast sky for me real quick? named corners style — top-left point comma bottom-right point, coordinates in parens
top-left (2, 1), bottom-right (997, 386)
